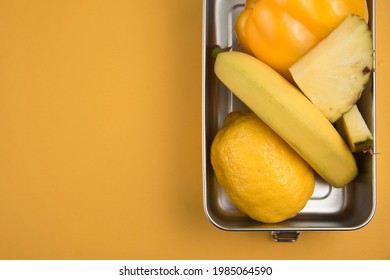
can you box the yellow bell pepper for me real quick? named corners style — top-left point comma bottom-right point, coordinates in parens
top-left (235, 0), bottom-right (261, 55)
top-left (235, 0), bottom-right (369, 79)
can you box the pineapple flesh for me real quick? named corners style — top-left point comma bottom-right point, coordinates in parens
top-left (289, 15), bottom-right (373, 123)
top-left (336, 104), bottom-right (373, 153)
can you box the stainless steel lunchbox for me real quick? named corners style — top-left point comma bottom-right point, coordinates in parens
top-left (202, 0), bottom-right (376, 242)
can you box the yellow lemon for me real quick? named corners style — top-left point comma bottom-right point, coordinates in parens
top-left (210, 111), bottom-right (315, 223)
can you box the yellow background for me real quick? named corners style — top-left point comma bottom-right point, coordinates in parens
top-left (0, 0), bottom-right (389, 260)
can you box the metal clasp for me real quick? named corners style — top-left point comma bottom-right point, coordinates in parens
top-left (271, 231), bottom-right (300, 242)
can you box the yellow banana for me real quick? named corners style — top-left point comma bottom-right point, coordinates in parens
top-left (214, 51), bottom-right (358, 187)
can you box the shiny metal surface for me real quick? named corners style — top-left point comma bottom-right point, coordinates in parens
top-left (202, 0), bottom-right (376, 233)
top-left (271, 231), bottom-right (300, 242)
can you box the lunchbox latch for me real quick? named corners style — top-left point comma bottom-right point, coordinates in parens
top-left (271, 231), bottom-right (300, 242)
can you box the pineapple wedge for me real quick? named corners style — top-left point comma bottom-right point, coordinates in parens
top-left (289, 15), bottom-right (373, 123)
top-left (336, 104), bottom-right (373, 153)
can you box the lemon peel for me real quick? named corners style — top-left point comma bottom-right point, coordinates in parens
top-left (210, 111), bottom-right (315, 223)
